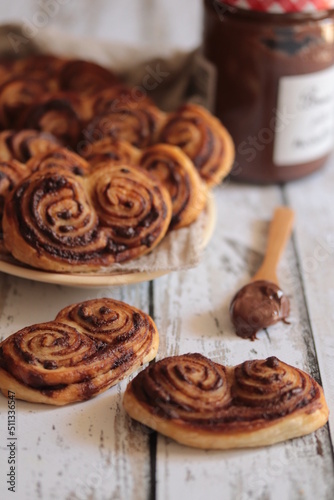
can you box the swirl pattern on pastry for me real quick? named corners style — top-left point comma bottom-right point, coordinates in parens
top-left (0, 129), bottom-right (61, 163)
top-left (0, 298), bottom-right (159, 405)
top-left (58, 59), bottom-right (119, 94)
top-left (88, 85), bottom-right (153, 119)
top-left (123, 354), bottom-right (328, 449)
top-left (26, 147), bottom-right (90, 176)
top-left (20, 92), bottom-right (83, 147)
top-left (2, 169), bottom-right (108, 272)
top-left (158, 104), bottom-right (235, 187)
top-left (84, 105), bottom-right (164, 148)
top-left (139, 144), bottom-right (207, 229)
top-left (79, 138), bottom-right (140, 168)
top-left (0, 78), bottom-right (49, 128)
top-left (88, 163), bottom-right (172, 261)
top-left (0, 159), bottom-right (30, 245)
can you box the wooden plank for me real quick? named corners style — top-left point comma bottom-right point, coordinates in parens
top-left (0, 275), bottom-right (151, 500)
top-left (284, 160), bottom-right (334, 448)
top-left (152, 182), bottom-right (334, 500)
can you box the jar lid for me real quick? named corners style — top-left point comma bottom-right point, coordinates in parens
top-left (219, 0), bottom-right (334, 12)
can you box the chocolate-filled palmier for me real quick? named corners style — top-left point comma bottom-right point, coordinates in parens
top-left (0, 298), bottom-right (159, 405)
top-left (12, 54), bottom-right (66, 91)
top-left (0, 129), bottom-right (61, 163)
top-left (124, 353), bottom-right (328, 449)
top-left (20, 92), bottom-right (84, 147)
top-left (0, 78), bottom-right (49, 129)
top-left (59, 59), bottom-right (119, 94)
top-left (139, 144), bottom-right (207, 229)
top-left (80, 138), bottom-right (140, 169)
top-left (26, 147), bottom-right (90, 177)
top-left (84, 105), bottom-right (165, 149)
top-left (88, 85), bottom-right (154, 119)
top-left (87, 163), bottom-right (172, 262)
top-left (0, 159), bottom-right (30, 248)
top-left (2, 168), bottom-right (108, 272)
top-left (159, 104), bottom-right (235, 187)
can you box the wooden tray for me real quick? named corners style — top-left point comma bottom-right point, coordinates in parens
top-left (0, 195), bottom-right (216, 288)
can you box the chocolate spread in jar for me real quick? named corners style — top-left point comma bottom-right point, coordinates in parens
top-left (203, 1), bottom-right (334, 183)
top-left (229, 280), bottom-right (290, 340)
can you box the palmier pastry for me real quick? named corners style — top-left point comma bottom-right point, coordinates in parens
top-left (124, 354), bottom-right (328, 449)
top-left (20, 92), bottom-right (83, 147)
top-left (2, 168), bottom-right (108, 272)
top-left (139, 144), bottom-right (207, 229)
top-left (158, 104), bottom-right (235, 187)
top-left (0, 78), bottom-right (49, 129)
top-left (0, 159), bottom-right (30, 248)
top-left (12, 54), bottom-right (66, 91)
top-left (0, 298), bottom-right (159, 405)
top-left (26, 147), bottom-right (90, 176)
top-left (0, 60), bottom-right (13, 86)
top-left (87, 163), bottom-right (172, 262)
top-left (0, 130), bottom-right (61, 163)
top-left (88, 85), bottom-right (154, 118)
top-left (58, 59), bottom-right (119, 94)
top-left (79, 138), bottom-right (140, 168)
top-left (84, 105), bottom-right (165, 149)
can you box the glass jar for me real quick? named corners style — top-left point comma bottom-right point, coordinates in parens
top-left (203, 0), bottom-right (334, 183)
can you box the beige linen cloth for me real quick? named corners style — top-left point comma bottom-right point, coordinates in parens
top-left (0, 24), bottom-right (214, 274)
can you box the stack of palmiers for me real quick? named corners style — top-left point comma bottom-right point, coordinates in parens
top-left (0, 54), bottom-right (234, 272)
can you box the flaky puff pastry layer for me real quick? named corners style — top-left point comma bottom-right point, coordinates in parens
top-left (0, 298), bottom-right (159, 405)
top-left (123, 353), bottom-right (329, 449)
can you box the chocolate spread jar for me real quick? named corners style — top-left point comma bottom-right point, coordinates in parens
top-left (203, 0), bottom-right (334, 183)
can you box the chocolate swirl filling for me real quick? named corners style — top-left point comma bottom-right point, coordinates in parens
top-left (129, 354), bottom-right (323, 430)
top-left (158, 104), bottom-right (232, 187)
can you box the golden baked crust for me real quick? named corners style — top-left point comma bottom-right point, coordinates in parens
top-left (139, 144), bottom-right (207, 229)
top-left (158, 104), bottom-right (235, 187)
top-left (123, 353), bottom-right (329, 449)
top-left (0, 298), bottom-right (159, 405)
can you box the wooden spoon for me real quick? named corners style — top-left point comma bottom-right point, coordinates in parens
top-left (251, 206), bottom-right (295, 286)
top-left (229, 206), bottom-right (295, 340)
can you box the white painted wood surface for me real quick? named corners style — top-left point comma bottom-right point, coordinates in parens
top-left (0, 1), bottom-right (333, 499)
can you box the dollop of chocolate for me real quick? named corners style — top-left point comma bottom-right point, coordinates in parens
top-left (229, 280), bottom-right (290, 340)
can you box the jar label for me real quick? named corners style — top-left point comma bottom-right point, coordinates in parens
top-left (273, 66), bottom-right (334, 166)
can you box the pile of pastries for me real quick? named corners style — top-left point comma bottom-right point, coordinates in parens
top-left (0, 54), bottom-right (235, 272)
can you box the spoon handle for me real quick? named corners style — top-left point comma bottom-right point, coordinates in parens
top-left (252, 206), bottom-right (295, 285)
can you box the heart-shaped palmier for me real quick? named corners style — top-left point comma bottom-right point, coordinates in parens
top-left (123, 353), bottom-right (328, 449)
top-left (0, 298), bottom-right (159, 405)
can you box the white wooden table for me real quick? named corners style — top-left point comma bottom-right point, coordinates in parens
top-left (0, 1), bottom-right (334, 498)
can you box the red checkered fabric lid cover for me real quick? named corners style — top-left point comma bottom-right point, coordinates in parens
top-left (219, 0), bottom-right (334, 12)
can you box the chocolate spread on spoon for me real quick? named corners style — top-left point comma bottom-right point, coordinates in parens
top-left (229, 280), bottom-right (290, 340)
